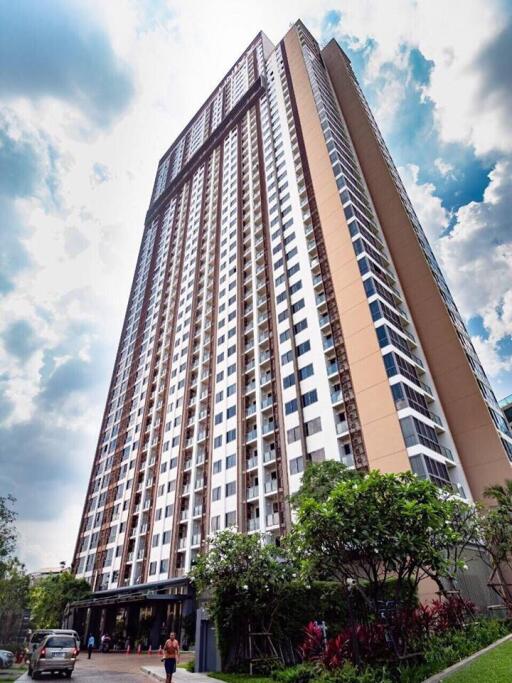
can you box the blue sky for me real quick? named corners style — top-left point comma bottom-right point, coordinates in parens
top-left (0, 0), bottom-right (511, 570)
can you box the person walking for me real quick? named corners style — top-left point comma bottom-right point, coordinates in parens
top-left (162, 631), bottom-right (180, 683)
top-left (87, 634), bottom-right (95, 659)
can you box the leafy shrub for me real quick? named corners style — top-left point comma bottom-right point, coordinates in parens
top-left (185, 659), bottom-right (195, 672)
top-left (299, 596), bottom-right (476, 669)
top-left (272, 663), bottom-right (319, 683)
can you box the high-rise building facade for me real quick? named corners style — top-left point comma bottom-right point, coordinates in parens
top-left (73, 21), bottom-right (512, 594)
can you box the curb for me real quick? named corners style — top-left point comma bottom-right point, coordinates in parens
top-left (422, 632), bottom-right (512, 682)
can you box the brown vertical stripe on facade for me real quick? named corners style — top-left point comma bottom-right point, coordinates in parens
top-left (321, 39), bottom-right (512, 497)
top-left (283, 27), bottom-right (409, 474)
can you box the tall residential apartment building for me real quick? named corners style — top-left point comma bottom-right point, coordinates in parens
top-left (73, 21), bottom-right (512, 595)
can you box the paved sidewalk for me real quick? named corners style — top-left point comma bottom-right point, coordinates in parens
top-left (142, 664), bottom-right (212, 682)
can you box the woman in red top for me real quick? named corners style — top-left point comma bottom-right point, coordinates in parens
top-left (162, 632), bottom-right (180, 683)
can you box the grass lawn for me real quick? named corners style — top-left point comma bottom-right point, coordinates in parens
top-left (448, 639), bottom-right (512, 682)
top-left (208, 674), bottom-right (273, 683)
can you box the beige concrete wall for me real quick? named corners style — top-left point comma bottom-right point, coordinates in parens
top-left (283, 28), bottom-right (410, 474)
top-left (321, 39), bottom-right (512, 501)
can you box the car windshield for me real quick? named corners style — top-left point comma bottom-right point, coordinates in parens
top-left (45, 637), bottom-right (76, 648)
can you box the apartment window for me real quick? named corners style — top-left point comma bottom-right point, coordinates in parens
top-left (227, 384), bottom-right (236, 396)
top-left (226, 405), bottom-right (236, 419)
top-left (283, 373), bottom-right (295, 389)
top-left (296, 341), bottom-right (311, 357)
top-left (302, 389), bottom-right (318, 407)
top-left (280, 329), bottom-right (290, 343)
top-left (162, 531), bottom-right (171, 544)
top-left (211, 515), bottom-right (220, 532)
top-left (160, 559), bottom-right (169, 573)
top-left (212, 486), bottom-right (221, 501)
top-left (287, 425), bottom-right (301, 444)
top-left (215, 412), bottom-right (223, 425)
top-left (292, 299), bottom-right (305, 314)
top-left (152, 534), bottom-right (160, 548)
top-left (225, 511), bottom-right (236, 527)
top-left (226, 454), bottom-right (236, 469)
top-left (149, 562), bottom-right (157, 575)
top-left (226, 429), bottom-right (236, 443)
top-left (165, 504), bottom-right (174, 517)
top-left (305, 416), bottom-right (322, 436)
top-left (290, 456), bottom-right (304, 475)
top-left (298, 364), bottom-right (314, 381)
top-left (214, 435), bottom-right (223, 448)
top-left (294, 319), bottom-right (308, 334)
top-left (285, 398), bottom-right (298, 415)
top-left (281, 350), bottom-right (293, 364)
top-left (226, 481), bottom-right (236, 497)
top-left (213, 460), bottom-right (222, 474)
top-left (216, 390), bottom-right (223, 402)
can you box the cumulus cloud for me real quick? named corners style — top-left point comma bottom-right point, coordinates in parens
top-left (434, 158), bottom-right (455, 178)
top-left (401, 160), bottom-right (512, 382)
top-left (0, 0), bottom-right (134, 129)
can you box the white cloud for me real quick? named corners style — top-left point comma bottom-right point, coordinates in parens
top-left (434, 157), bottom-right (455, 178)
top-left (401, 159), bottom-right (512, 380)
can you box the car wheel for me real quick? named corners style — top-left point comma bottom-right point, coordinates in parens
top-left (65, 671), bottom-right (72, 678)
top-left (32, 672), bottom-right (40, 680)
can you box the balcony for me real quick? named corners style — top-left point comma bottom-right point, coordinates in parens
top-left (260, 373), bottom-right (272, 386)
top-left (331, 389), bottom-right (343, 404)
top-left (193, 505), bottom-right (203, 517)
top-left (191, 534), bottom-right (201, 547)
top-left (266, 512), bottom-right (280, 527)
top-left (395, 398), bottom-right (443, 429)
top-left (248, 517), bottom-right (260, 531)
top-left (246, 455), bottom-right (258, 470)
top-left (263, 450), bottom-right (276, 464)
top-left (264, 479), bottom-right (278, 494)
top-left (403, 433), bottom-right (454, 461)
top-left (246, 428), bottom-right (258, 443)
top-left (261, 396), bottom-right (273, 410)
top-left (326, 360), bottom-right (339, 376)
top-left (180, 509), bottom-right (189, 520)
top-left (246, 404), bottom-right (257, 417)
top-left (262, 421), bottom-right (274, 435)
top-left (247, 485), bottom-right (259, 500)
top-left (177, 537), bottom-right (187, 549)
top-left (336, 421), bottom-right (349, 436)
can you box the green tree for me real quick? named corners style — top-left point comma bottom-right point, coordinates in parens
top-left (290, 460), bottom-right (359, 507)
top-left (0, 496), bottom-right (29, 644)
top-left (0, 495), bottom-right (18, 573)
top-left (30, 571), bottom-right (91, 629)
top-left (190, 529), bottom-right (299, 669)
top-left (290, 466), bottom-right (476, 609)
top-left (0, 559), bottom-right (30, 643)
top-left (481, 480), bottom-right (512, 609)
